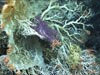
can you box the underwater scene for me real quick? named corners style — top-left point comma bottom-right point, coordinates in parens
top-left (0, 0), bottom-right (100, 75)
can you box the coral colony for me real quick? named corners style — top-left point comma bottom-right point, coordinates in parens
top-left (0, 0), bottom-right (100, 75)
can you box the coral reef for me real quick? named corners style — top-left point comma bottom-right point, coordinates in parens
top-left (0, 0), bottom-right (100, 75)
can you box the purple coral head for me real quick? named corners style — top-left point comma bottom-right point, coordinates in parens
top-left (30, 15), bottom-right (59, 43)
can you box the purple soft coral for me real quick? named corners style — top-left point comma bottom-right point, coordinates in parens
top-left (30, 16), bottom-right (59, 43)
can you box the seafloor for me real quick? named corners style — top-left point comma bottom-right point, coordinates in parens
top-left (0, 0), bottom-right (100, 75)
